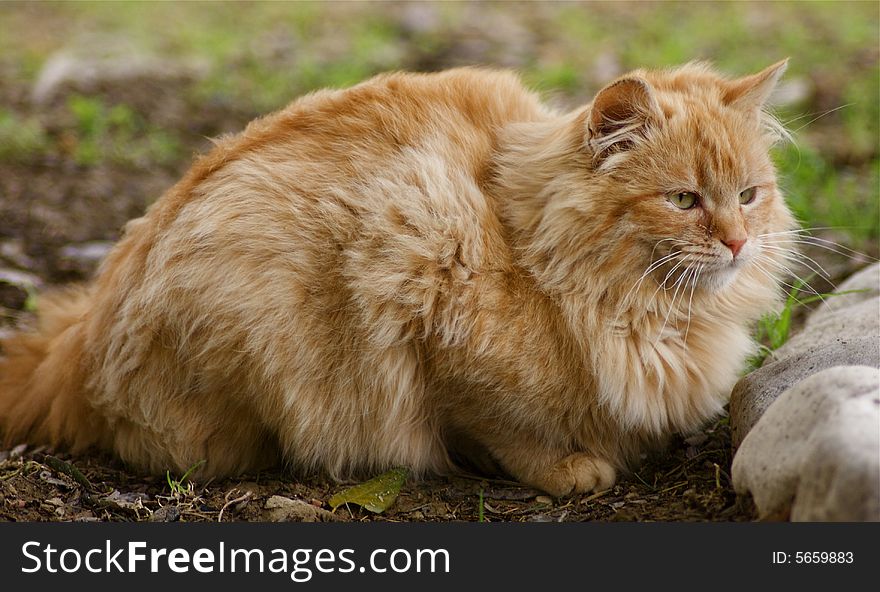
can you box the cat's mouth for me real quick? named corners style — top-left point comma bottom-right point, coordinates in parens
top-left (650, 247), bottom-right (750, 293)
top-left (704, 263), bottom-right (742, 291)
top-left (701, 251), bottom-right (757, 291)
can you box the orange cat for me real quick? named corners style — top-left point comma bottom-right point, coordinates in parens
top-left (0, 61), bottom-right (795, 496)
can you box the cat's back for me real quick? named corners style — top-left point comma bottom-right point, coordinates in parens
top-left (129, 67), bottom-right (551, 263)
top-left (183, 68), bottom-right (547, 195)
top-left (273, 67), bottom-right (548, 167)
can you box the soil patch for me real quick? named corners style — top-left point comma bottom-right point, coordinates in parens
top-left (0, 418), bottom-right (755, 522)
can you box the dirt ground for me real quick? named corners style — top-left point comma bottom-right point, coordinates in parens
top-left (0, 3), bottom-right (875, 523)
top-left (0, 421), bottom-right (754, 523)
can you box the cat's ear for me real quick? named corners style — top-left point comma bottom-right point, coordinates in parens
top-left (722, 59), bottom-right (789, 112)
top-left (587, 77), bottom-right (662, 165)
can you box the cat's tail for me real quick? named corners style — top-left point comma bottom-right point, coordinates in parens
top-left (0, 286), bottom-right (109, 452)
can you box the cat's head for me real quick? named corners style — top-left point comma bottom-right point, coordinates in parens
top-left (581, 60), bottom-right (796, 292)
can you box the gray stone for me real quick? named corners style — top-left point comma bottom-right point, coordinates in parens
top-left (730, 262), bottom-right (880, 446)
top-left (263, 495), bottom-right (340, 522)
top-left (58, 241), bottom-right (115, 276)
top-left (398, 3), bottom-right (442, 35)
top-left (817, 262), bottom-right (880, 314)
top-left (732, 366), bottom-right (880, 521)
top-left (769, 77), bottom-right (813, 107)
top-left (0, 239), bottom-right (37, 271)
top-left (32, 45), bottom-right (206, 105)
top-left (592, 52), bottom-right (623, 85)
top-left (150, 505), bottom-right (181, 522)
top-left (773, 263), bottom-right (879, 359)
top-left (0, 268), bottom-right (42, 291)
top-left (730, 337), bottom-right (880, 447)
top-left (776, 297), bottom-right (879, 360)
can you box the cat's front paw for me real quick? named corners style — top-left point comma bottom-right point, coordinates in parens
top-left (532, 454), bottom-right (616, 497)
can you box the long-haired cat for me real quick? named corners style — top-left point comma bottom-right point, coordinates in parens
top-left (0, 61), bottom-right (795, 496)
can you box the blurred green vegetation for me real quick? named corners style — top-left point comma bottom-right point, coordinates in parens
top-left (66, 95), bottom-right (182, 167)
top-left (775, 144), bottom-right (880, 244)
top-left (0, 0), bottom-right (876, 249)
top-left (0, 109), bottom-right (51, 161)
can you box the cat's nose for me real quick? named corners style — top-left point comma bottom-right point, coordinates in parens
top-left (722, 237), bottom-right (747, 258)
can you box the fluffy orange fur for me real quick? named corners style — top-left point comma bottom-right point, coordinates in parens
top-left (0, 62), bottom-right (795, 496)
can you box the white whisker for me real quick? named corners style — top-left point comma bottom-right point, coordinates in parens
top-left (652, 260), bottom-right (694, 350)
top-left (787, 236), bottom-right (874, 259)
top-left (682, 263), bottom-right (703, 352)
top-left (759, 244), bottom-right (830, 279)
top-left (643, 254), bottom-right (693, 319)
top-left (753, 255), bottom-right (827, 302)
top-left (612, 248), bottom-right (683, 328)
top-left (649, 238), bottom-right (689, 261)
top-left (760, 234), bottom-right (875, 261)
top-left (789, 104), bottom-right (853, 134)
top-left (659, 254), bottom-right (692, 290)
top-left (757, 227), bottom-right (843, 237)
top-left (750, 261), bottom-right (813, 308)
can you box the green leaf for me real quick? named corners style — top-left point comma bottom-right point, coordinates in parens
top-left (43, 455), bottom-right (93, 490)
top-left (329, 467), bottom-right (408, 514)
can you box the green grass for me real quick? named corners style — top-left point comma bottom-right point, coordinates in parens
top-left (165, 460), bottom-right (205, 497)
top-left (0, 109), bottom-right (50, 162)
top-left (66, 95), bottom-right (182, 167)
top-left (524, 63), bottom-right (582, 95)
top-left (774, 143), bottom-right (879, 249)
top-left (748, 279), bottom-right (869, 370)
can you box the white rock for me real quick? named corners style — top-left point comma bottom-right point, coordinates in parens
top-left (58, 241), bottom-right (115, 275)
top-left (773, 298), bottom-right (879, 360)
top-left (773, 263), bottom-right (879, 360)
top-left (398, 3), bottom-right (441, 35)
top-left (730, 262), bottom-right (880, 445)
top-left (816, 262), bottom-right (880, 314)
top-left (32, 45), bottom-right (207, 105)
top-left (263, 495), bottom-right (339, 522)
top-left (0, 239), bottom-right (37, 270)
top-left (769, 77), bottom-right (812, 107)
top-left (0, 268), bottom-right (42, 291)
top-left (732, 366), bottom-right (880, 521)
top-left (729, 337), bottom-right (879, 446)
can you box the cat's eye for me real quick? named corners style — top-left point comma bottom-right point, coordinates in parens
top-left (668, 192), bottom-right (699, 210)
top-left (739, 187), bottom-right (757, 205)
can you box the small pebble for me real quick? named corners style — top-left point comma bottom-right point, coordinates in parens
top-left (151, 505), bottom-right (181, 522)
top-left (528, 514), bottom-right (554, 522)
